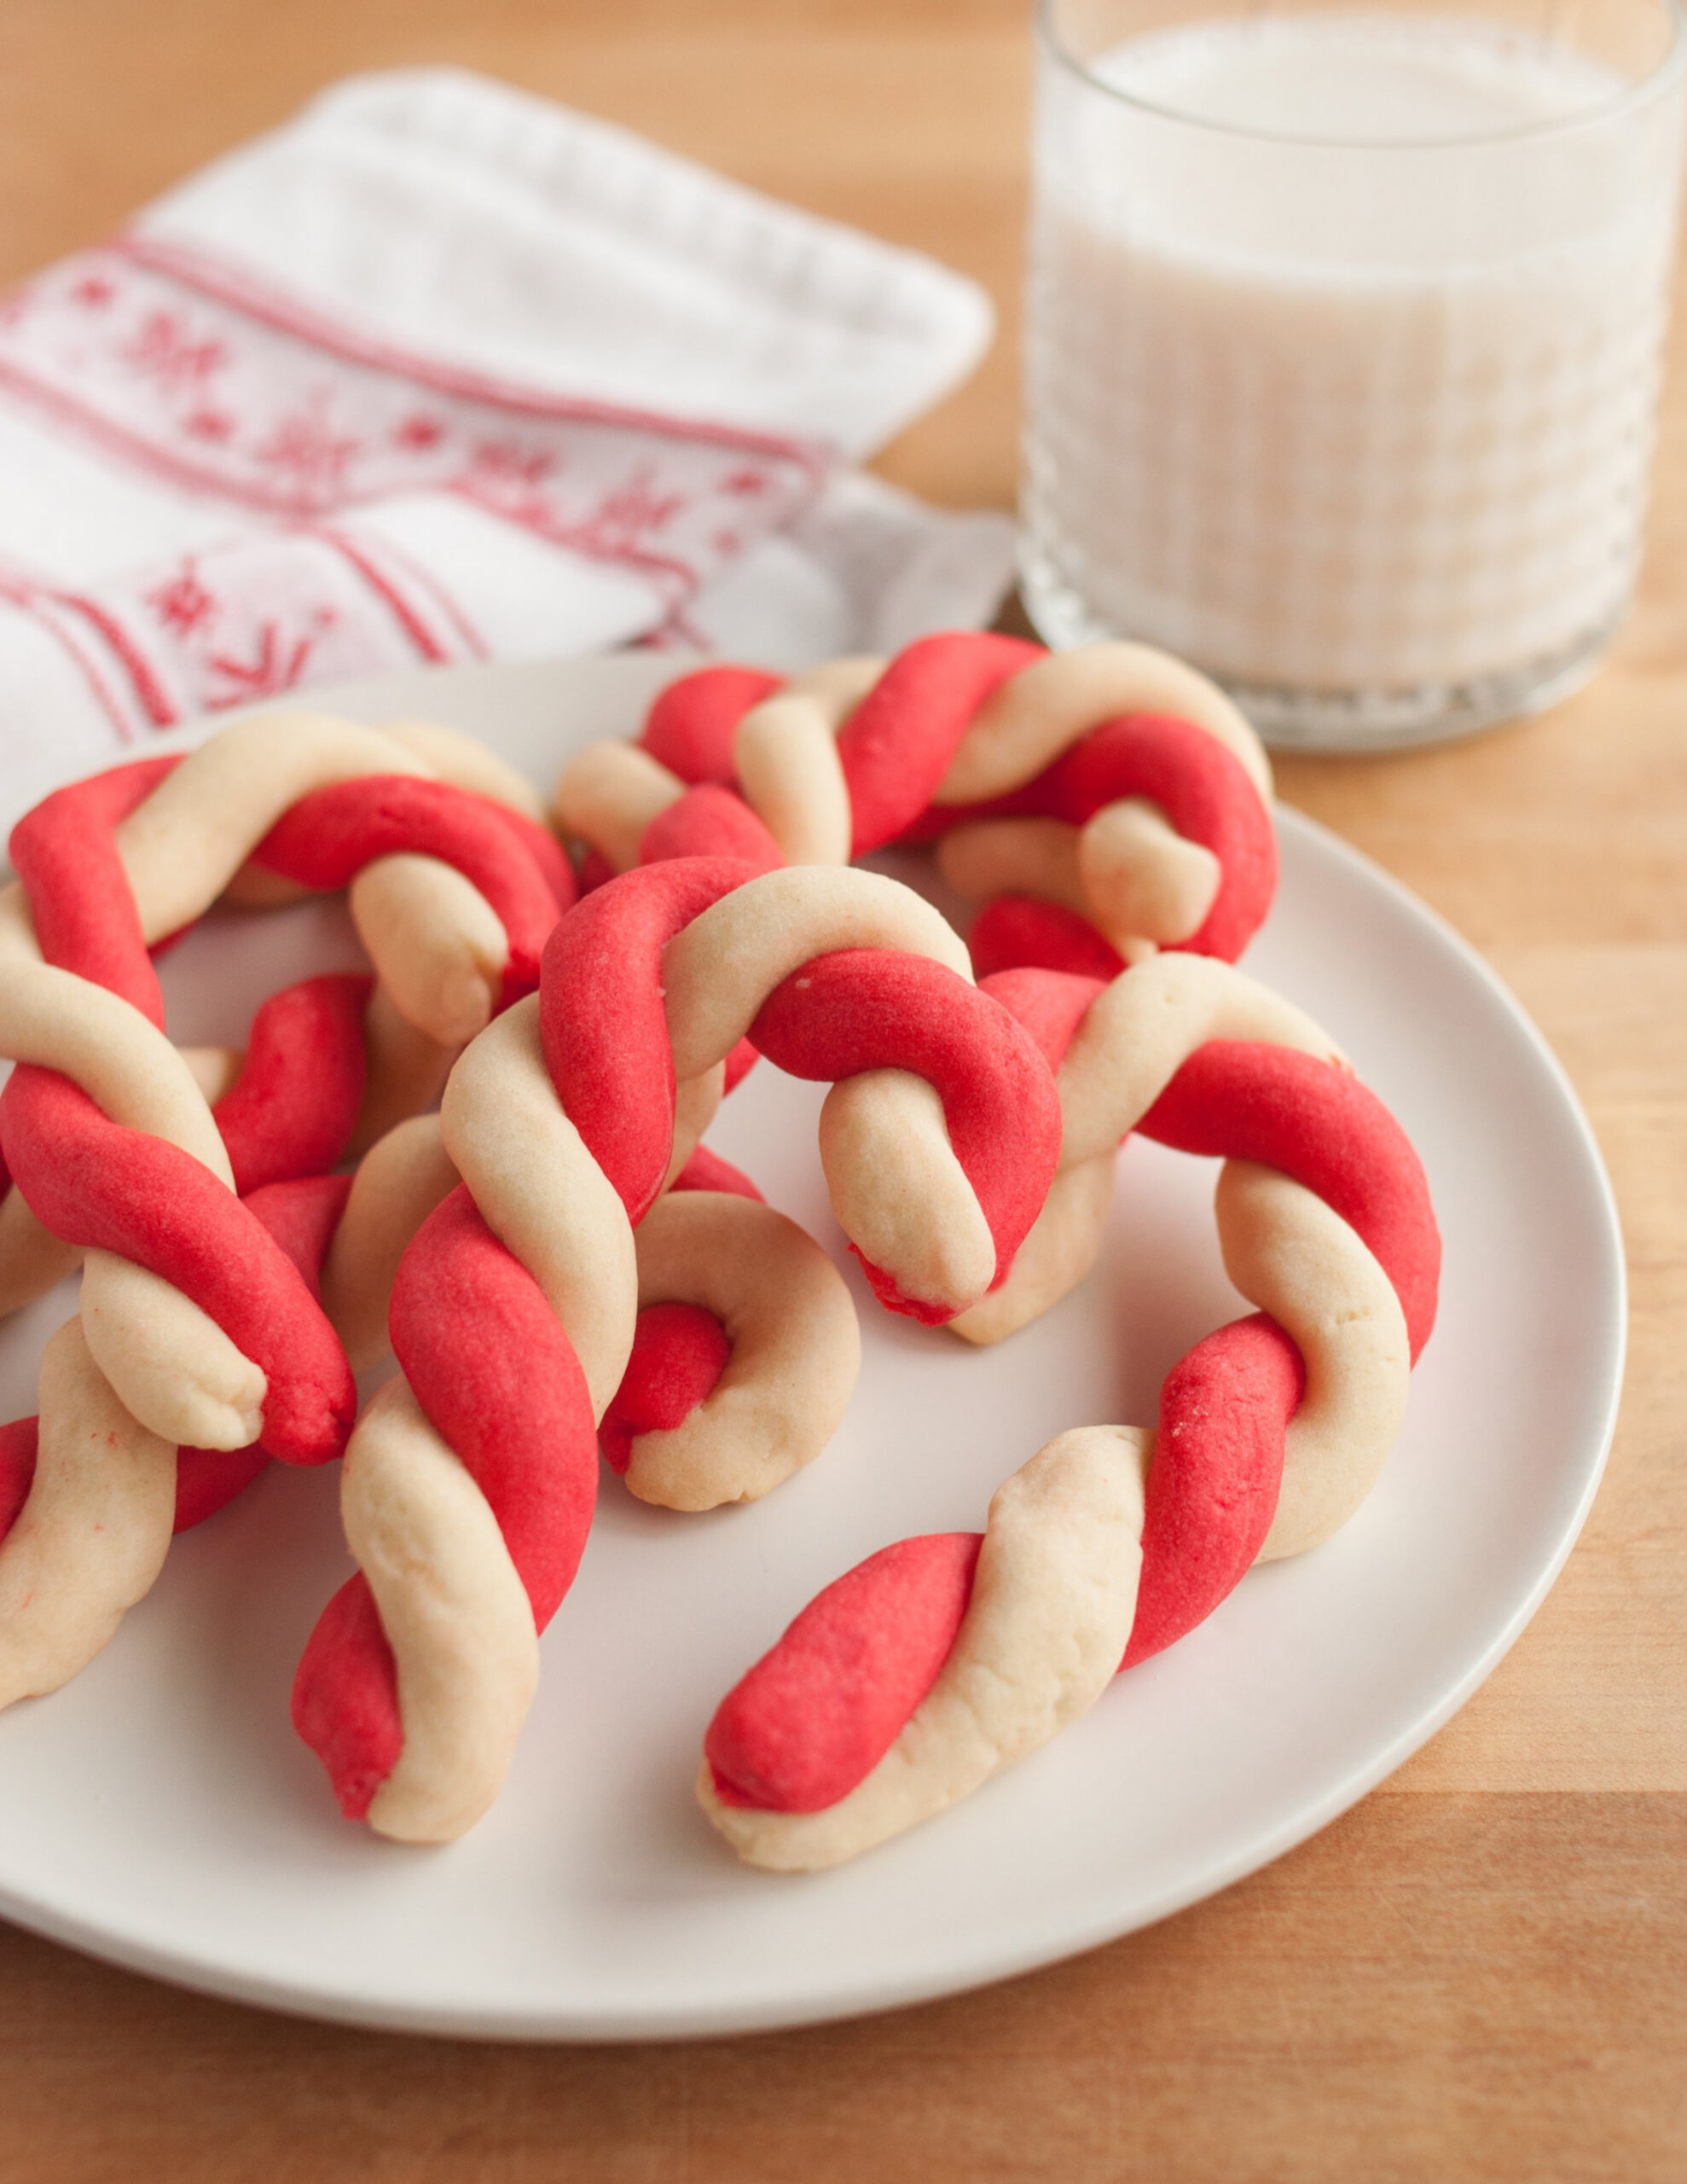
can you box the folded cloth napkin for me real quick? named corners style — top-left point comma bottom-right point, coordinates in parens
top-left (0, 67), bottom-right (1014, 824)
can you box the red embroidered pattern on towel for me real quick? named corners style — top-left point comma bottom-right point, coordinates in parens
top-left (0, 239), bottom-right (832, 733)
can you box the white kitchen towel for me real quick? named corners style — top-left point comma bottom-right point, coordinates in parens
top-left (0, 67), bottom-right (1015, 822)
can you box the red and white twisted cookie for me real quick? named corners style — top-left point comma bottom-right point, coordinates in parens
top-left (0, 714), bottom-right (565, 1319)
top-left (0, 1132), bottom-right (456, 1711)
top-left (556, 636), bottom-right (1270, 1439)
top-left (0, 716), bottom-right (571, 1457)
top-left (0, 717), bottom-right (567, 1701)
top-left (697, 987), bottom-right (1440, 1868)
top-left (293, 856), bottom-right (1063, 1843)
top-left (554, 633), bottom-right (1276, 979)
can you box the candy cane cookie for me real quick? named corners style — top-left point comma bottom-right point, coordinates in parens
top-left (698, 1027), bottom-right (1439, 1870)
top-left (293, 856), bottom-right (1063, 1842)
top-left (0, 1045), bottom-right (461, 1711)
top-left (554, 633), bottom-right (1275, 978)
top-left (0, 717), bottom-right (572, 1455)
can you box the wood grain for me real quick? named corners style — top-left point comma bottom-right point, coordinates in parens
top-left (0, 3), bottom-right (1684, 2178)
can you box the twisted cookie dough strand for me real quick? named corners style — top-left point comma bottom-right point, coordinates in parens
top-left (0, 723), bottom-right (570, 1452)
top-left (293, 857), bottom-right (1061, 1841)
top-left (546, 861), bottom-right (1062, 1322)
top-left (554, 634), bottom-right (1274, 974)
top-left (0, 971), bottom-right (402, 1321)
top-left (292, 992), bottom-right (638, 1843)
top-left (0, 986), bottom-right (446, 1703)
top-left (699, 1041), bottom-right (1438, 1869)
top-left (0, 1137), bottom-right (455, 1711)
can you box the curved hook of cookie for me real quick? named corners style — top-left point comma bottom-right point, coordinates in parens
top-left (607, 1189), bottom-right (861, 1513)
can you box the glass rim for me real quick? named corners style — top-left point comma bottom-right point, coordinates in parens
top-left (1035, 0), bottom-right (1687, 150)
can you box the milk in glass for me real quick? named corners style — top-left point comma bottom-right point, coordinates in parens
top-left (1023, 9), bottom-right (1687, 741)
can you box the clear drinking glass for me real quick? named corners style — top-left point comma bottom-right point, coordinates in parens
top-left (1021, 0), bottom-right (1687, 749)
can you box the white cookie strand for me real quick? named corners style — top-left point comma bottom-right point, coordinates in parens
top-left (0, 1318), bottom-right (177, 1711)
top-left (619, 1189), bottom-right (861, 1513)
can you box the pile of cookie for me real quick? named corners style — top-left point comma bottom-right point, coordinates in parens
top-left (0, 635), bottom-right (1438, 1870)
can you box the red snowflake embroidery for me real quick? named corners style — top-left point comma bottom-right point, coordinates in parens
top-left (470, 439), bottom-right (558, 488)
top-left (720, 468), bottom-right (769, 497)
top-left (254, 398), bottom-right (362, 490)
top-left (122, 310), bottom-right (228, 392)
top-left (205, 621), bottom-right (315, 706)
top-left (70, 275), bottom-right (117, 309)
top-left (183, 409), bottom-right (235, 443)
top-left (394, 413), bottom-right (445, 452)
top-left (147, 563), bottom-right (217, 637)
top-left (570, 472), bottom-right (687, 553)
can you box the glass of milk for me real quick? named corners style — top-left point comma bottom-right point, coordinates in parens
top-left (1023, 0), bottom-right (1687, 748)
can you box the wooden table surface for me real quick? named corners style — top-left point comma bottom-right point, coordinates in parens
top-left (2, 3), bottom-right (1684, 2177)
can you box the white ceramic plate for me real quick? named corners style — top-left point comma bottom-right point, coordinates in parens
top-left (0, 654), bottom-right (1624, 2040)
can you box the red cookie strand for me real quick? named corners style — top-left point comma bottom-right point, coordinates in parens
top-left (977, 967), bottom-right (1107, 1077)
top-left (1139, 1042), bottom-right (1441, 1362)
top-left (704, 1015), bottom-right (1441, 1815)
top-left (539, 858), bottom-right (757, 1221)
top-left (7, 754), bottom-right (183, 1026)
top-left (252, 775), bottom-right (574, 1006)
top-left (171, 1171), bottom-right (355, 1529)
top-left (594, 1144), bottom-right (763, 1467)
top-left (596, 1145), bottom-right (764, 1470)
top-left (0, 1170), bottom-right (357, 1543)
top-left (836, 632), bottom-right (1043, 857)
top-left (394, 1188), bottom-right (600, 1629)
top-left (212, 973), bottom-right (372, 1196)
top-left (169, 1443), bottom-right (274, 1533)
top-left (670, 1144), bottom-right (764, 1201)
top-left (0, 1418), bottom-right (38, 1542)
top-left (292, 1579), bottom-right (404, 1825)
top-left (749, 949), bottom-right (1064, 1317)
top-left (905, 714), bottom-right (1277, 965)
top-left (1122, 1313), bottom-right (1303, 1669)
top-left (242, 1172), bottom-right (353, 1304)
top-left (599, 1303), bottom-right (733, 1477)
top-left (705, 1532), bottom-right (983, 1811)
top-left (968, 897), bottom-right (1126, 983)
top-left (639, 783), bottom-right (783, 873)
top-left (640, 665), bottom-right (785, 784)
top-left (722, 1037), bottom-right (761, 1094)
top-left (0, 1068), bottom-right (356, 1466)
